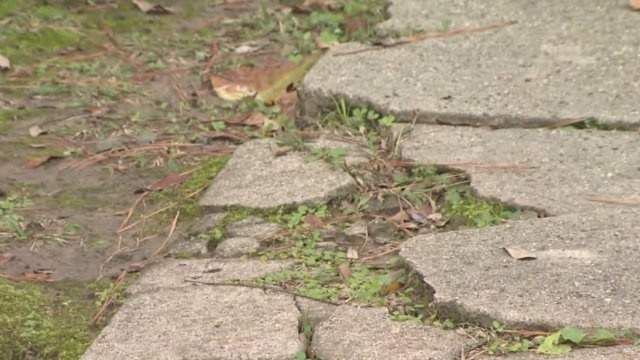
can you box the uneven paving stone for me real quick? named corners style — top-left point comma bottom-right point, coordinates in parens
top-left (227, 216), bottom-right (281, 239)
top-left (478, 346), bottom-right (640, 360)
top-left (199, 139), bottom-right (354, 209)
top-left (400, 125), bottom-right (640, 215)
top-left (301, 0), bottom-right (640, 128)
top-left (129, 258), bottom-right (291, 294)
top-left (83, 259), bottom-right (301, 360)
top-left (401, 208), bottom-right (640, 331)
top-left (215, 236), bottom-right (260, 258)
top-left (311, 306), bottom-right (472, 359)
top-left (295, 297), bottom-right (337, 327)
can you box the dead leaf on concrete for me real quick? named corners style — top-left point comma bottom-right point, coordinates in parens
top-left (0, 54), bottom-right (10, 71)
top-left (304, 214), bottom-right (325, 229)
top-left (28, 125), bottom-right (46, 137)
top-left (210, 75), bottom-right (257, 101)
top-left (132, 0), bottom-right (173, 14)
top-left (146, 173), bottom-right (187, 192)
top-left (23, 270), bottom-right (54, 282)
top-left (503, 247), bottom-right (536, 260)
top-left (630, 0), bottom-right (640, 10)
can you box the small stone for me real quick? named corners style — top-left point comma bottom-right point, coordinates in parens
top-left (168, 236), bottom-right (208, 258)
top-left (215, 237), bottom-right (260, 258)
top-left (227, 216), bottom-right (281, 240)
top-left (189, 213), bottom-right (226, 235)
top-left (344, 221), bottom-right (366, 237)
top-left (367, 219), bottom-right (396, 244)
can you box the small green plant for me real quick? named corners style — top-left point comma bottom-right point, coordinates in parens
top-left (445, 187), bottom-right (517, 228)
top-left (309, 147), bottom-right (347, 168)
top-left (0, 196), bottom-right (29, 240)
top-left (537, 327), bottom-right (619, 355)
top-left (323, 98), bottom-right (396, 149)
top-left (282, 204), bottom-right (329, 229)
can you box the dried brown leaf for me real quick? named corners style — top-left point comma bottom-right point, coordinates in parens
top-left (304, 214), bottom-right (325, 229)
top-left (0, 253), bottom-right (15, 266)
top-left (25, 155), bottom-right (61, 169)
top-left (503, 247), bottom-right (536, 260)
top-left (28, 125), bottom-right (46, 137)
top-left (0, 54), bottom-right (10, 70)
top-left (631, 0), bottom-right (640, 10)
top-left (210, 75), bottom-right (257, 101)
top-left (147, 173), bottom-right (187, 192)
top-left (131, 0), bottom-right (173, 14)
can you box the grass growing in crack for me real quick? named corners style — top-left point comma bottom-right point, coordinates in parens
top-left (444, 187), bottom-right (519, 228)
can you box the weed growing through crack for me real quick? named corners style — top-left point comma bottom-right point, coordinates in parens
top-left (0, 196), bottom-right (29, 241)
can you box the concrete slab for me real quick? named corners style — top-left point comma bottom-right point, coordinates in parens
top-left (400, 125), bottom-right (640, 215)
top-left (215, 236), bottom-right (260, 258)
top-left (311, 306), bottom-right (472, 360)
top-left (226, 216), bottom-right (281, 240)
top-left (301, 0), bottom-right (640, 128)
top-left (400, 208), bottom-right (640, 331)
top-left (478, 346), bottom-right (640, 360)
top-left (199, 139), bottom-right (355, 210)
top-left (83, 259), bottom-right (301, 360)
top-left (129, 258), bottom-right (290, 295)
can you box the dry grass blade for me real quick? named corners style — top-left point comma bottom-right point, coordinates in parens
top-left (92, 270), bottom-right (127, 324)
top-left (586, 195), bottom-right (640, 205)
top-left (151, 210), bottom-right (180, 257)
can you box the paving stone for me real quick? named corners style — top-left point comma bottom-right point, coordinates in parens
top-left (199, 139), bottom-right (355, 209)
top-left (311, 306), bottom-right (472, 360)
top-left (301, 0), bottom-right (640, 128)
top-left (295, 297), bottom-right (337, 327)
top-left (129, 258), bottom-right (290, 295)
top-left (83, 259), bottom-right (301, 360)
top-left (400, 124), bottom-right (640, 215)
top-left (215, 236), bottom-right (260, 258)
top-left (478, 346), bottom-right (640, 360)
top-left (400, 208), bottom-right (640, 331)
top-left (307, 136), bottom-right (370, 166)
top-left (227, 216), bottom-right (281, 240)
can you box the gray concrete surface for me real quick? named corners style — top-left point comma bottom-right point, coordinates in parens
top-left (301, 0), bottom-right (640, 128)
top-left (400, 124), bottom-right (640, 215)
top-left (199, 139), bottom-right (355, 210)
top-left (295, 297), bottom-right (337, 327)
top-left (311, 306), bottom-right (472, 359)
top-left (215, 236), bottom-right (260, 257)
top-left (129, 258), bottom-right (290, 295)
top-left (401, 208), bottom-right (640, 330)
top-left (478, 346), bottom-right (640, 360)
top-left (83, 259), bottom-right (301, 360)
top-left (226, 216), bottom-right (281, 240)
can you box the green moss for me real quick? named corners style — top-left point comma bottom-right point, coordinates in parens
top-left (0, 279), bottom-right (97, 359)
top-left (0, 0), bottom-right (18, 19)
top-left (444, 187), bottom-right (518, 228)
top-left (0, 27), bottom-right (83, 64)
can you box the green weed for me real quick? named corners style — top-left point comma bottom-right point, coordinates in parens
top-left (0, 196), bottom-right (29, 240)
top-left (444, 187), bottom-right (517, 228)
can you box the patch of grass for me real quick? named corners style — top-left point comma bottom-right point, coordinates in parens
top-left (0, 279), bottom-right (97, 360)
top-left (321, 98), bottom-right (395, 149)
top-left (0, 27), bottom-right (83, 65)
top-left (0, 196), bottom-right (29, 240)
top-left (444, 187), bottom-right (518, 228)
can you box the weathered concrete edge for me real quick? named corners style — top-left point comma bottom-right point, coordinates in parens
top-left (298, 50), bottom-right (640, 130)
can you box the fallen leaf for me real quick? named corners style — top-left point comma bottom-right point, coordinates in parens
top-left (127, 262), bottom-right (146, 273)
top-left (210, 53), bottom-right (320, 104)
top-left (234, 41), bottom-right (265, 54)
top-left (131, 0), bottom-right (173, 14)
top-left (0, 54), bottom-right (10, 71)
top-left (210, 75), bottom-right (257, 101)
top-left (23, 271), bottom-right (54, 282)
top-left (388, 210), bottom-right (409, 224)
top-left (503, 247), bottom-right (536, 260)
top-left (304, 214), bottom-right (325, 229)
top-left (28, 125), bottom-right (46, 137)
top-left (25, 155), bottom-right (61, 169)
top-left (0, 253), bottom-right (15, 266)
top-left (382, 281), bottom-right (402, 295)
top-left (243, 113), bottom-right (268, 127)
top-left (347, 246), bottom-right (359, 260)
top-left (147, 173), bottom-right (187, 192)
top-left (337, 263), bottom-right (352, 281)
top-left (631, 0), bottom-right (640, 10)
